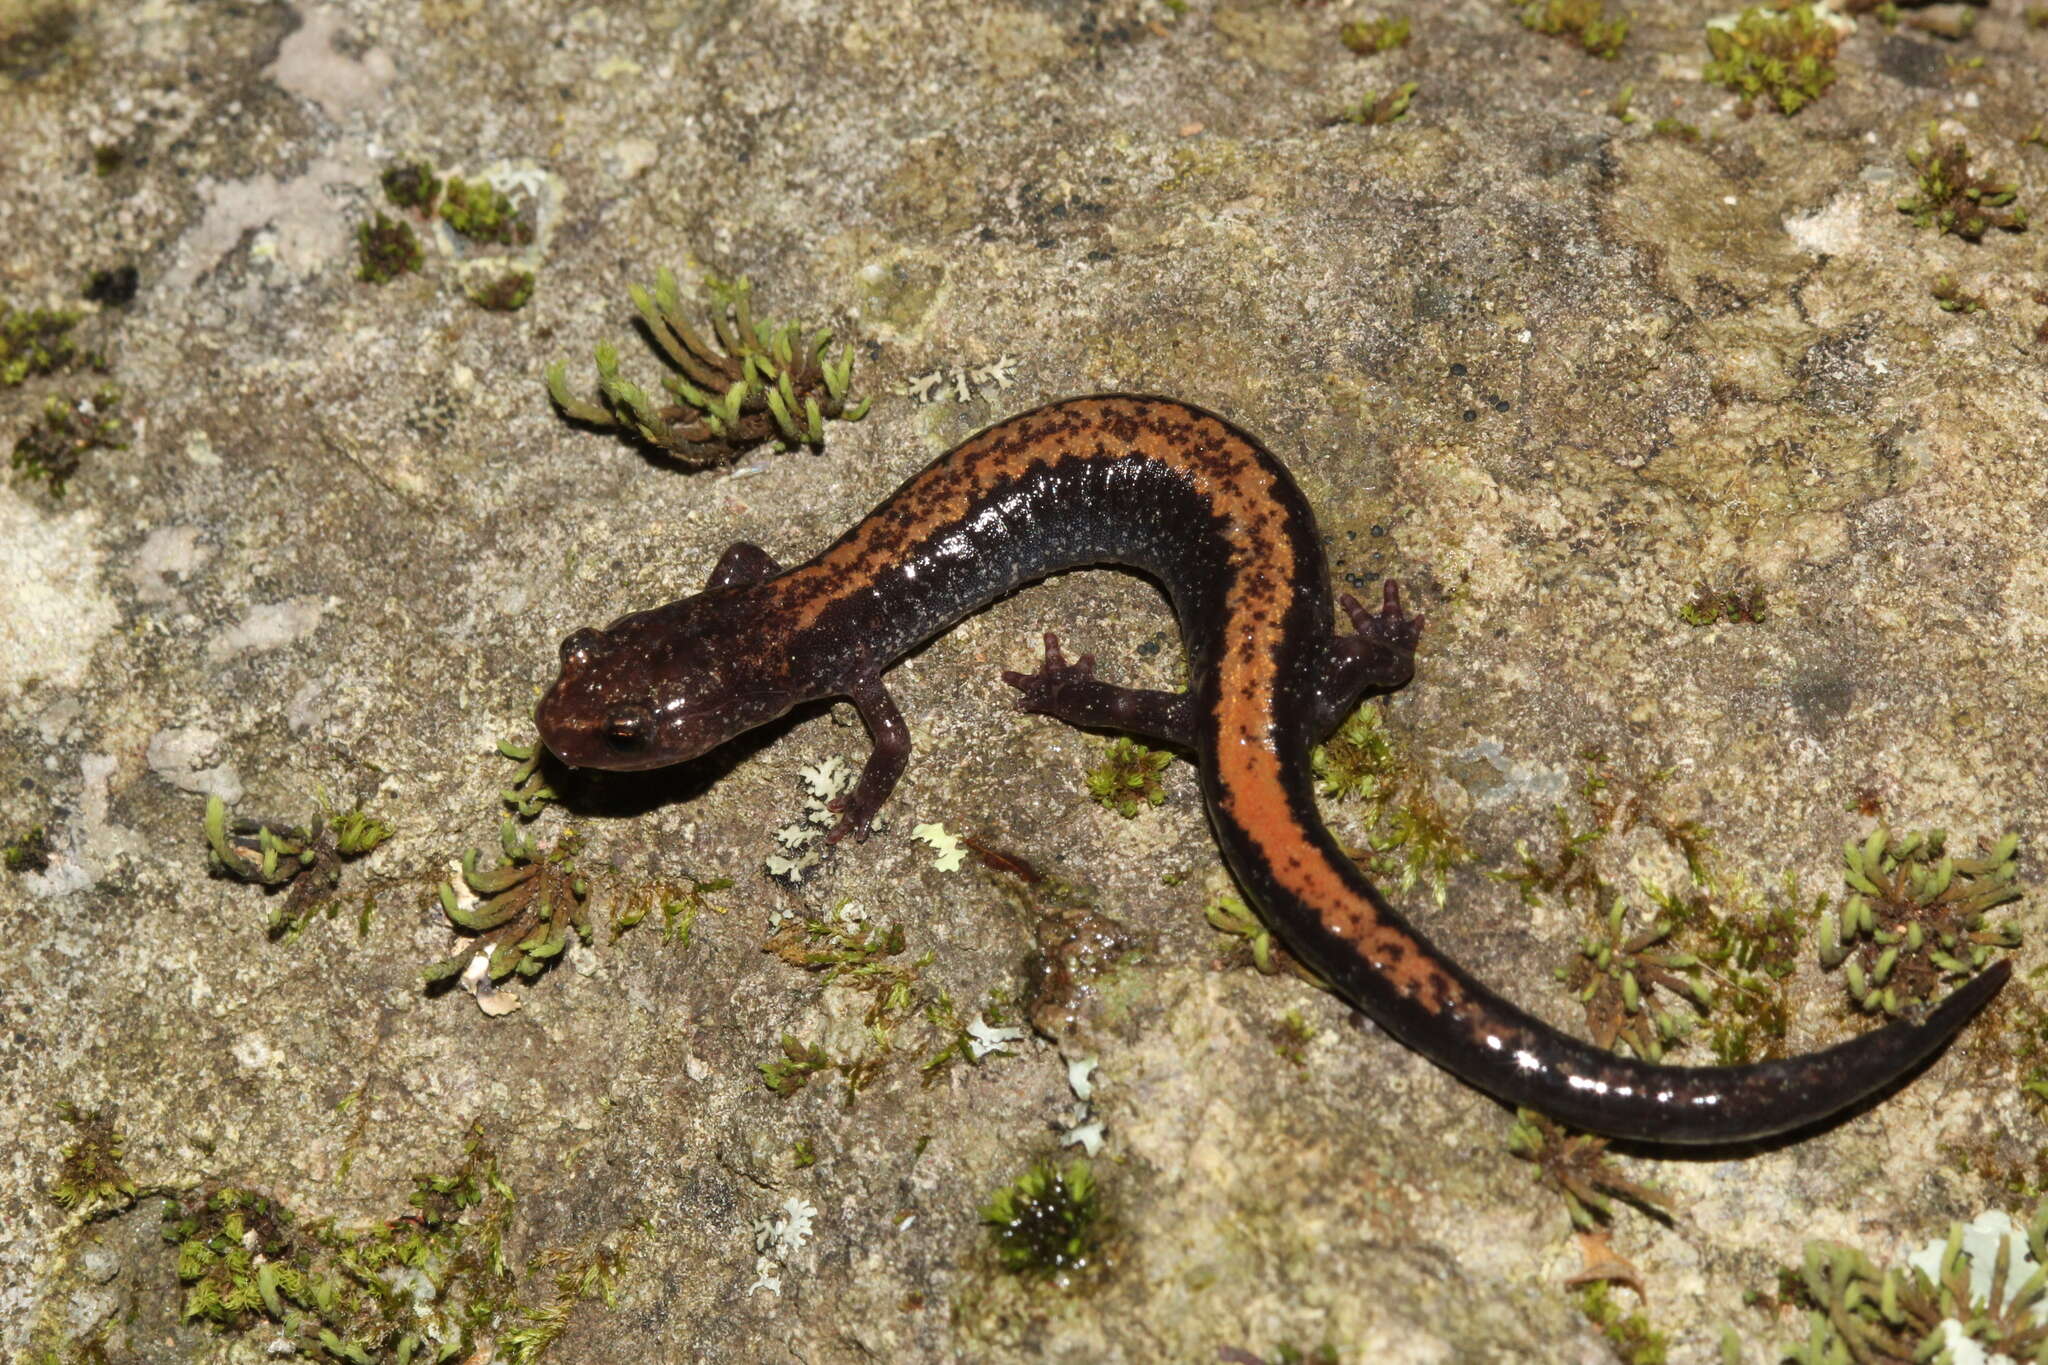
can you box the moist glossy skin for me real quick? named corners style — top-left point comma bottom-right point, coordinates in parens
top-left (536, 394), bottom-right (2008, 1144)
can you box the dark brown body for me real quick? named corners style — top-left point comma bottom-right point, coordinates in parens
top-left (538, 395), bottom-right (2006, 1144)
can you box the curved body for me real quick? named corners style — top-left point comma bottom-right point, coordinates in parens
top-left (537, 395), bottom-right (2005, 1144)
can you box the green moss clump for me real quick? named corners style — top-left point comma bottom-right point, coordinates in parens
top-left (440, 175), bottom-right (533, 247)
top-left (1819, 825), bottom-right (2020, 1014)
top-left (1931, 273), bottom-right (1987, 314)
top-left (204, 795), bottom-right (394, 939)
top-left (423, 818), bottom-right (590, 987)
top-left (759, 1034), bottom-right (833, 1096)
top-left (467, 269), bottom-right (534, 312)
top-left (1557, 899), bottom-right (1712, 1063)
top-left (160, 1131), bottom-right (521, 1360)
top-left (5, 825), bottom-right (52, 873)
top-left (10, 386), bottom-right (125, 497)
top-left (1086, 737), bottom-right (1172, 817)
top-left (1334, 80), bottom-right (1417, 126)
top-left (496, 739), bottom-right (559, 817)
top-left (1678, 578), bottom-right (1764, 625)
top-left (379, 159), bottom-right (442, 213)
top-left (982, 1159), bottom-right (1102, 1280)
top-left (1314, 704), bottom-right (1470, 908)
top-left (1, 301), bottom-right (82, 386)
top-left (1339, 15), bottom-right (1411, 54)
top-left (1898, 126), bottom-right (2029, 241)
top-left (1703, 5), bottom-right (1841, 115)
top-left (356, 211), bottom-right (423, 283)
top-left (1577, 1283), bottom-right (1669, 1365)
top-left (547, 268), bottom-right (873, 468)
top-left (49, 1104), bottom-right (137, 1213)
top-left (1650, 117), bottom-right (1701, 144)
top-left (1206, 894), bottom-right (1282, 975)
top-left (1517, 0), bottom-right (1628, 59)
top-left (1780, 1202), bottom-right (2048, 1364)
top-left (1507, 1110), bottom-right (1670, 1232)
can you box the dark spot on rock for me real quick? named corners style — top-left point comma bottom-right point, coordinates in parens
top-left (1461, 408), bottom-right (1477, 422)
top-left (1449, 362), bottom-right (1467, 376)
top-left (0, 3), bottom-right (80, 80)
top-left (1876, 33), bottom-right (1944, 88)
top-left (84, 264), bottom-right (138, 307)
top-left (1789, 672), bottom-right (1856, 731)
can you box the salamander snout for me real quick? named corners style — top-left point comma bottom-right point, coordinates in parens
top-left (534, 622), bottom-right (683, 771)
top-left (558, 627), bottom-right (604, 671)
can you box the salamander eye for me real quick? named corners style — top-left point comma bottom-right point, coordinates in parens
top-left (603, 705), bottom-right (653, 749)
top-left (559, 628), bottom-right (603, 668)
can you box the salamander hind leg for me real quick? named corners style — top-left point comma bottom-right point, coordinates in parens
top-left (1001, 632), bottom-right (1198, 749)
top-left (1312, 581), bottom-right (1424, 740)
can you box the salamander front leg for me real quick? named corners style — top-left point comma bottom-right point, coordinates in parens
top-left (1311, 581), bottom-right (1424, 740)
top-left (825, 674), bottom-right (910, 843)
top-left (706, 541), bottom-right (785, 590)
top-left (1001, 633), bottom-right (1198, 750)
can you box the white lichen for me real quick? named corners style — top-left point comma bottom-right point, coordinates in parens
top-left (966, 1015), bottom-right (1026, 1059)
top-left (911, 821), bottom-right (966, 872)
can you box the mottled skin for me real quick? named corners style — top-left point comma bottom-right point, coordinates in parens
top-left (537, 395), bottom-right (2007, 1144)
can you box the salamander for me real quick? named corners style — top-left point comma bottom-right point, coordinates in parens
top-left (535, 394), bottom-right (2007, 1144)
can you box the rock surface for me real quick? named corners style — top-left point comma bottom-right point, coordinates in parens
top-left (4, 1), bottom-right (2045, 1361)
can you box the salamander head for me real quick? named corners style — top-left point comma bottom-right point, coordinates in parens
top-left (536, 593), bottom-right (803, 772)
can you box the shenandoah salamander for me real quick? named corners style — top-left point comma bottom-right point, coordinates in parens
top-left (536, 394), bottom-right (2007, 1144)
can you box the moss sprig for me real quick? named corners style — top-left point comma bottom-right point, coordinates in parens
top-left (356, 212), bottom-right (423, 284)
top-left (1649, 876), bottom-right (1806, 1066)
top-left (759, 1035), bottom-right (834, 1096)
top-left (466, 269), bottom-right (534, 312)
top-left (547, 268), bottom-right (870, 468)
top-left (1558, 899), bottom-right (1712, 1062)
top-left (1578, 1284), bottom-right (1669, 1365)
top-left (1516, 0), bottom-right (1629, 59)
top-left (1, 300), bottom-right (92, 386)
top-left (1899, 125), bottom-right (2030, 241)
top-left (1333, 81), bottom-right (1417, 126)
top-left (610, 876), bottom-right (729, 945)
top-left (1781, 1202), bottom-right (2048, 1364)
top-left (5, 824), bottom-right (52, 873)
top-left (497, 739), bottom-right (559, 818)
top-left (161, 1128), bottom-right (519, 1362)
top-left (1703, 5), bottom-right (1842, 115)
top-left (50, 1103), bottom-right (139, 1215)
top-left (1506, 1110), bottom-right (1671, 1232)
top-left (11, 385), bottom-right (125, 496)
top-left (1206, 894), bottom-right (1279, 975)
top-left (1818, 825), bottom-right (2020, 1014)
top-left (1678, 578), bottom-right (1765, 626)
top-left (424, 819), bottom-right (590, 987)
top-left (204, 795), bottom-right (393, 938)
top-left (1316, 704), bottom-right (1470, 908)
top-left (379, 159), bottom-right (442, 215)
top-left (1932, 273), bottom-right (1988, 313)
top-left (439, 175), bottom-right (533, 247)
top-left (1340, 15), bottom-right (1411, 54)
